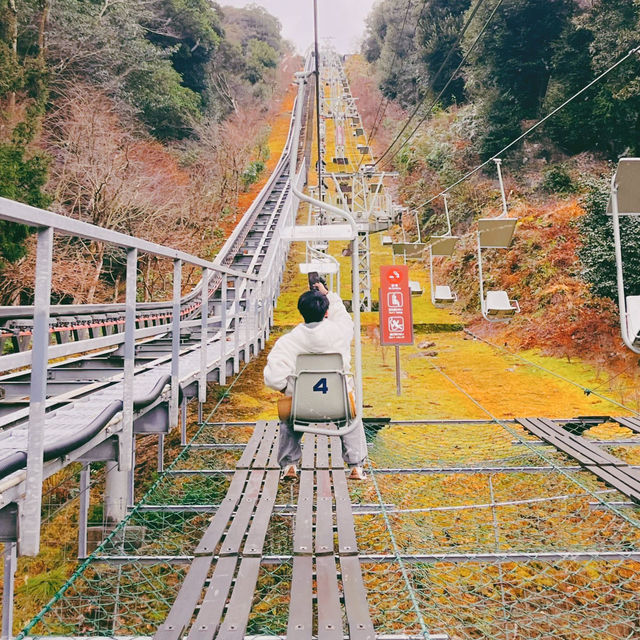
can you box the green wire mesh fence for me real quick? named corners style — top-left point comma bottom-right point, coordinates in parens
top-left (14, 413), bottom-right (640, 639)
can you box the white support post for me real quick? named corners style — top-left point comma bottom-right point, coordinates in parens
top-left (78, 464), bottom-right (90, 559)
top-left (477, 234), bottom-right (486, 316)
top-left (106, 248), bottom-right (137, 523)
top-left (157, 434), bottom-right (164, 472)
top-left (233, 282), bottom-right (240, 374)
top-left (170, 259), bottom-right (182, 428)
top-left (123, 248), bottom-right (137, 506)
top-left (180, 401), bottom-right (187, 445)
top-left (253, 282), bottom-right (260, 354)
top-left (244, 279), bottom-right (251, 364)
top-left (199, 268), bottom-right (210, 412)
top-left (21, 226), bottom-right (53, 556)
top-left (220, 274), bottom-right (228, 385)
top-left (494, 158), bottom-right (508, 218)
top-left (610, 179), bottom-right (639, 352)
top-left (1, 542), bottom-right (17, 640)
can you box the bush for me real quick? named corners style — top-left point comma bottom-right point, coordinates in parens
top-left (541, 164), bottom-right (575, 194)
top-left (578, 176), bottom-right (640, 301)
top-left (241, 160), bottom-right (265, 190)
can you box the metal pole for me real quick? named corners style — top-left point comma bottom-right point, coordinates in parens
top-left (181, 401), bottom-right (187, 445)
top-left (351, 236), bottom-right (364, 416)
top-left (199, 267), bottom-right (210, 411)
top-left (123, 247), bottom-right (137, 506)
top-left (1, 542), bottom-right (17, 640)
top-left (233, 285), bottom-right (240, 374)
top-left (170, 259), bottom-right (182, 428)
top-left (78, 462), bottom-right (91, 560)
top-left (244, 279), bottom-right (251, 364)
top-left (477, 233), bottom-right (485, 315)
top-left (22, 225), bottom-right (53, 556)
top-left (78, 464), bottom-right (90, 560)
top-left (494, 158), bottom-right (508, 218)
top-left (395, 345), bottom-right (401, 396)
top-left (313, 0), bottom-right (323, 204)
top-left (610, 179), bottom-right (636, 351)
top-left (220, 274), bottom-right (228, 385)
top-left (157, 434), bottom-right (164, 472)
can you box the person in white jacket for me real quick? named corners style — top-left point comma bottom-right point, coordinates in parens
top-left (263, 281), bottom-right (367, 480)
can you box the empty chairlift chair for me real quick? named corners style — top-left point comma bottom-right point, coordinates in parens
top-left (429, 195), bottom-right (459, 308)
top-left (477, 159), bottom-right (520, 322)
top-left (291, 353), bottom-right (360, 436)
top-left (429, 237), bottom-right (459, 307)
top-left (392, 209), bottom-right (426, 264)
top-left (477, 217), bottom-right (519, 320)
top-left (609, 158), bottom-right (640, 352)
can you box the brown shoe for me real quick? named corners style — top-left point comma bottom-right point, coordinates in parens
top-left (348, 466), bottom-right (367, 481)
top-left (281, 464), bottom-right (299, 480)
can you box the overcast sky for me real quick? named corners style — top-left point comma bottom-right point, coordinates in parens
top-left (220, 0), bottom-right (378, 54)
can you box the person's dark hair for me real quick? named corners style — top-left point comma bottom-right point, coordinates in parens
top-left (297, 290), bottom-right (329, 323)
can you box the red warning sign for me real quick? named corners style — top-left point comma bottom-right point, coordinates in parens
top-left (379, 265), bottom-right (414, 345)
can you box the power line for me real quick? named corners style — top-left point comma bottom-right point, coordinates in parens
top-left (409, 44), bottom-right (640, 210)
top-left (373, 0), bottom-right (489, 168)
top-left (378, 0), bottom-right (506, 171)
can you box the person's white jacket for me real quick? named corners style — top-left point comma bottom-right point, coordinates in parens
top-left (264, 291), bottom-right (353, 394)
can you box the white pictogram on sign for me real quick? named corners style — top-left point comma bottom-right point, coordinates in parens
top-left (388, 291), bottom-right (403, 308)
top-left (388, 317), bottom-right (405, 334)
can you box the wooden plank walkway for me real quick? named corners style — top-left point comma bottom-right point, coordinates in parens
top-left (288, 434), bottom-right (375, 640)
top-left (612, 416), bottom-right (640, 435)
top-left (154, 420), bottom-right (280, 640)
top-left (154, 422), bottom-right (377, 640)
top-left (517, 417), bottom-right (640, 504)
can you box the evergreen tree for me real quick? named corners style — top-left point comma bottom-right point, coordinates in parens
top-left (463, 0), bottom-right (574, 158)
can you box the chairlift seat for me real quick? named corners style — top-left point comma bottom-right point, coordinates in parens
top-left (381, 235), bottom-right (393, 246)
top-left (477, 218), bottom-right (518, 249)
top-left (391, 243), bottom-right (426, 259)
top-left (434, 285), bottom-right (456, 305)
top-left (485, 290), bottom-right (519, 317)
top-left (292, 353), bottom-right (351, 430)
top-left (409, 281), bottom-right (423, 296)
top-left (607, 158), bottom-right (640, 215)
top-left (626, 295), bottom-right (640, 347)
top-left (429, 236), bottom-right (459, 257)
top-left (281, 224), bottom-right (355, 242)
top-left (298, 262), bottom-right (339, 275)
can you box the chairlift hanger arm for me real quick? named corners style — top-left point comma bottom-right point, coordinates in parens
top-left (610, 171), bottom-right (640, 354)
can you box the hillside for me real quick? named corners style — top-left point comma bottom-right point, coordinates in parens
top-left (353, 0), bottom-right (640, 392)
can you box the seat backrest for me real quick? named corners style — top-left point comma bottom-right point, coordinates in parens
top-left (434, 285), bottom-right (453, 300)
top-left (486, 290), bottom-right (512, 311)
top-left (293, 353), bottom-right (349, 424)
top-left (295, 352), bottom-right (344, 374)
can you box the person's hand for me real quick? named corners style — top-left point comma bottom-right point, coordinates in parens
top-left (313, 281), bottom-right (328, 295)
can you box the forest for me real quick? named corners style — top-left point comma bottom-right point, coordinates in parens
top-left (0, 0), bottom-right (292, 305)
top-left (357, 0), bottom-right (640, 370)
